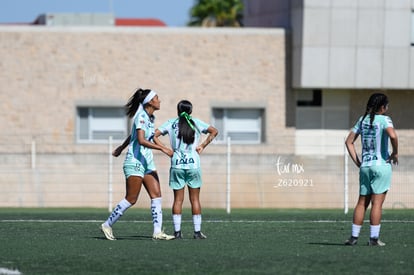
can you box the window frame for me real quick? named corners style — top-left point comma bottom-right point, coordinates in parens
top-left (411, 10), bottom-right (414, 46)
top-left (212, 107), bottom-right (265, 145)
top-left (295, 89), bottom-right (350, 130)
top-left (76, 105), bottom-right (128, 144)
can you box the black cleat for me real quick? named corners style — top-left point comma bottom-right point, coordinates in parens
top-left (193, 231), bottom-right (207, 239)
top-left (368, 238), bottom-right (385, 246)
top-left (344, 236), bottom-right (358, 246)
top-left (174, 231), bottom-right (183, 239)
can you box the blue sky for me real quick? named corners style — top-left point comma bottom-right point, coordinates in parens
top-left (0, 0), bottom-right (195, 26)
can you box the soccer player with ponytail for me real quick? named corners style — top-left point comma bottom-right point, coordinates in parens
top-left (344, 93), bottom-right (398, 246)
top-left (101, 88), bottom-right (174, 241)
top-left (154, 100), bottom-right (218, 239)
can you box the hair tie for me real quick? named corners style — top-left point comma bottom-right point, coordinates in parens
top-left (180, 112), bottom-right (196, 131)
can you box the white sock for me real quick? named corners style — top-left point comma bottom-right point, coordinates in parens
top-left (351, 224), bottom-right (362, 238)
top-left (370, 224), bottom-right (381, 239)
top-left (173, 214), bottom-right (182, 232)
top-left (105, 198), bottom-right (131, 227)
top-left (193, 214), bottom-right (202, 232)
top-left (151, 197), bottom-right (163, 234)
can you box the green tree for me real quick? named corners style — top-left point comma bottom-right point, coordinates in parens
top-left (188, 0), bottom-right (244, 27)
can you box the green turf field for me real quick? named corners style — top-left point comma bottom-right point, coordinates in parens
top-left (0, 208), bottom-right (413, 274)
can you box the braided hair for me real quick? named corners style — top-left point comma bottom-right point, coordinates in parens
top-left (125, 88), bottom-right (152, 118)
top-left (177, 100), bottom-right (196, 144)
top-left (360, 93), bottom-right (389, 129)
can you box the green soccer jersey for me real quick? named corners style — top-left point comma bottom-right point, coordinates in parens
top-left (158, 117), bottom-right (210, 169)
top-left (352, 114), bottom-right (394, 167)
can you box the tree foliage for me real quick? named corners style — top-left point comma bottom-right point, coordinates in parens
top-left (188, 0), bottom-right (244, 27)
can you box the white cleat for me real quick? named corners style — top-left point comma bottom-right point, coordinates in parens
top-left (152, 231), bottom-right (175, 240)
top-left (101, 223), bottom-right (116, 240)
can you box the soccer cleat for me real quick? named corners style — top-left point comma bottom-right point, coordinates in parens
top-left (152, 231), bottom-right (175, 240)
top-left (368, 238), bottom-right (386, 246)
top-left (174, 231), bottom-right (183, 239)
top-left (193, 231), bottom-right (207, 239)
top-left (101, 223), bottom-right (116, 240)
top-left (344, 236), bottom-right (358, 246)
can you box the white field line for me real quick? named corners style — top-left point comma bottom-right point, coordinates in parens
top-left (0, 267), bottom-right (22, 275)
top-left (1, 219), bottom-right (414, 223)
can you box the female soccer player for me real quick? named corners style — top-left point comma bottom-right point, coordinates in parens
top-left (153, 100), bottom-right (218, 239)
top-left (101, 88), bottom-right (174, 241)
top-left (344, 93), bottom-right (398, 246)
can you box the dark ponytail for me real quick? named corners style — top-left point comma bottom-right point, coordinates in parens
top-left (361, 93), bottom-right (389, 129)
top-left (125, 88), bottom-right (151, 118)
top-left (177, 100), bottom-right (196, 144)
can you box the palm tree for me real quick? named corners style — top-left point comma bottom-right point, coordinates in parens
top-left (188, 0), bottom-right (244, 27)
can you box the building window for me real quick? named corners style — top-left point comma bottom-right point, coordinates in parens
top-left (297, 89), bottom-right (322, 106)
top-left (77, 107), bottom-right (127, 143)
top-left (295, 90), bottom-right (349, 129)
top-left (212, 108), bottom-right (264, 144)
top-left (412, 11), bottom-right (414, 46)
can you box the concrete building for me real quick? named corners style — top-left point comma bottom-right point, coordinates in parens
top-left (244, 0), bottom-right (414, 154)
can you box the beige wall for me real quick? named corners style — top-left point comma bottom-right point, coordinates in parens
top-left (0, 26), bottom-right (413, 209)
top-left (0, 26), bottom-right (290, 155)
top-left (0, 26), bottom-right (295, 208)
